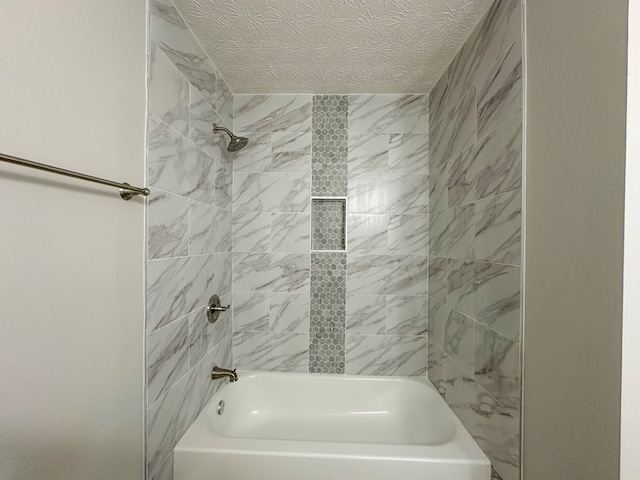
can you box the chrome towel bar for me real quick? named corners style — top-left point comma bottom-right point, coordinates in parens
top-left (0, 152), bottom-right (150, 200)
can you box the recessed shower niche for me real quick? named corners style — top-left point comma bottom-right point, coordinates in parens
top-left (311, 197), bottom-right (346, 251)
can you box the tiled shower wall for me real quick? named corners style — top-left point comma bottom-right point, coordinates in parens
top-left (426, 0), bottom-right (522, 479)
top-left (232, 94), bottom-right (430, 375)
top-left (144, 0), bottom-right (234, 478)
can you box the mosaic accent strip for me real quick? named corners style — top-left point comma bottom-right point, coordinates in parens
top-left (309, 253), bottom-right (346, 374)
top-left (312, 95), bottom-right (348, 196)
top-left (312, 198), bottom-right (346, 251)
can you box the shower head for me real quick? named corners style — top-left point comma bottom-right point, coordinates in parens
top-left (212, 124), bottom-right (249, 152)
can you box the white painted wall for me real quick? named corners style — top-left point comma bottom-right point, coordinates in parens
top-left (621, 1), bottom-right (640, 478)
top-left (0, 2), bottom-right (146, 479)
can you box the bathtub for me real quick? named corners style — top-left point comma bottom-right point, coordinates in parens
top-left (174, 371), bottom-right (490, 480)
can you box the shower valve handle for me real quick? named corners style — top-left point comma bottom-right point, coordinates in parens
top-left (207, 294), bottom-right (230, 324)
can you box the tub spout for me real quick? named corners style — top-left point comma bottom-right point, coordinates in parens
top-left (211, 366), bottom-right (238, 383)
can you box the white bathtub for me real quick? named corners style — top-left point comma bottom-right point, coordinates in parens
top-left (174, 371), bottom-right (490, 480)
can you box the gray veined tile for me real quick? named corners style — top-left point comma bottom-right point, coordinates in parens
top-left (447, 259), bottom-right (475, 317)
top-left (477, 42), bottom-right (522, 138)
top-left (474, 323), bottom-right (521, 421)
top-left (184, 254), bottom-right (216, 314)
top-left (427, 298), bottom-right (450, 351)
top-left (429, 162), bottom-right (449, 214)
top-left (348, 95), bottom-right (428, 134)
top-left (147, 115), bottom-right (216, 203)
top-left (429, 256), bottom-right (449, 304)
top-left (189, 305), bottom-right (231, 368)
top-left (449, 204), bottom-right (475, 260)
top-left (346, 294), bottom-right (386, 334)
top-left (149, 0), bottom-right (217, 106)
top-left (149, 42), bottom-right (188, 136)
top-left (448, 145), bottom-right (477, 208)
top-left (232, 291), bottom-right (269, 332)
top-left (189, 201), bottom-right (231, 254)
top-left (429, 87), bottom-right (477, 170)
top-left (214, 252), bottom-right (232, 296)
top-left (388, 215), bottom-right (429, 255)
top-left (147, 189), bottom-right (189, 260)
top-left (429, 209), bottom-right (451, 258)
top-left (232, 211), bottom-right (270, 252)
top-left (443, 309), bottom-right (475, 374)
top-left (270, 293), bottom-right (310, 333)
top-left (150, 453), bottom-right (173, 480)
top-left (232, 132), bottom-right (272, 172)
top-left (234, 94), bottom-right (313, 133)
top-left (271, 131), bottom-right (312, 172)
top-left (427, 340), bottom-right (447, 397)
top-left (233, 172), bottom-right (310, 213)
top-left (189, 86), bottom-right (225, 159)
top-left (345, 334), bottom-right (426, 376)
top-left (387, 296), bottom-right (428, 335)
top-left (271, 213), bottom-right (311, 253)
top-left (233, 252), bottom-right (310, 293)
top-left (428, 67), bottom-right (451, 128)
top-left (147, 257), bottom-right (189, 333)
top-left (387, 174), bottom-right (429, 215)
top-left (346, 255), bottom-right (427, 296)
top-left (233, 331), bottom-right (309, 372)
top-left (474, 262), bottom-right (521, 342)
top-left (347, 174), bottom-right (388, 214)
top-left (346, 214), bottom-right (388, 254)
top-left (347, 133), bottom-right (389, 174)
top-left (146, 316), bottom-right (189, 405)
top-left (474, 190), bottom-right (521, 264)
top-left (214, 160), bottom-right (232, 211)
top-left (214, 72), bottom-right (233, 129)
top-left (388, 134), bottom-right (429, 174)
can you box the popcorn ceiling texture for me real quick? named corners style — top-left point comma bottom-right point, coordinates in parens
top-left (171, 0), bottom-right (494, 93)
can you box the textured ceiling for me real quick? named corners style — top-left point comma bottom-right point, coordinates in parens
top-left (172, 0), bottom-right (493, 94)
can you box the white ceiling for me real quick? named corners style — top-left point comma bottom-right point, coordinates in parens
top-left (172, 0), bottom-right (492, 94)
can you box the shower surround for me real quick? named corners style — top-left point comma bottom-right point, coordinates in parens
top-left (231, 94), bottom-right (430, 376)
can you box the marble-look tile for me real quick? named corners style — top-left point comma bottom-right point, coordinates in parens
top-left (428, 67), bottom-right (451, 128)
top-left (188, 305), bottom-right (231, 368)
top-left (270, 293), bottom-right (310, 333)
top-left (214, 73), bottom-right (233, 129)
top-left (348, 95), bottom-right (429, 134)
top-left (427, 340), bottom-right (447, 397)
top-left (232, 291), bottom-right (269, 331)
top-left (474, 262), bottom-right (520, 341)
top-left (271, 131), bottom-right (312, 172)
top-left (474, 190), bottom-right (521, 264)
top-left (429, 256), bottom-right (449, 303)
top-left (149, 43), bottom-right (188, 135)
top-left (345, 334), bottom-right (426, 375)
top-left (475, 323), bottom-right (520, 420)
top-left (444, 310), bottom-right (475, 374)
top-left (189, 86), bottom-right (225, 160)
top-left (232, 211), bottom-right (270, 252)
top-left (233, 331), bottom-right (309, 372)
top-left (271, 213), bottom-right (311, 253)
top-left (346, 255), bottom-right (428, 296)
top-left (184, 254), bottom-right (216, 314)
top-left (346, 294), bottom-right (387, 334)
top-left (347, 214), bottom-right (387, 254)
top-left (427, 298), bottom-right (450, 349)
top-left (430, 87), bottom-right (477, 170)
top-left (447, 259), bottom-right (475, 317)
top-left (214, 252), bottom-right (232, 296)
top-left (449, 204), bottom-right (475, 259)
top-left (147, 189), bottom-right (189, 260)
top-left (214, 160), bottom-right (232, 211)
top-left (347, 133), bottom-right (389, 174)
top-left (347, 174), bottom-right (388, 214)
top-left (444, 359), bottom-right (520, 480)
top-left (474, 115), bottom-right (522, 201)
top-left (429, 162), bottom-right (449, 214)
top-left (233, 172), bottom-right (310, 213)
top-left (387, 174), bottom-right (429, 215)
top-left (388, 215), bottom-right (429, 254)
top-left (147, 115), bottom-right (215, 203)
top-left (149, 0), bottom-right (217, 106)
top-left (233, 252), bottom-right (310, 293)
top-left (234, 95), bottom-right (313, 133)
top-left (448, 145), bottom-right (477, 208)
top-left (477, 42), bottom-right (522, 138)
top-left (232, 132), bottom-right (272, 172)
top-left (387, 296), bottom-right (428, 335)
top-left (147, 316), bottom-right (189, 405)
top-left (429, 209), bottom-right (451, 258)
top-left (388, 134), bottom-right (429, 174)
top-left (189, 201), bottom-right (231, 254)
top-left (150, 453), bottom-right (173, 480)
top-left (147, 257), bottom-right (188, 333)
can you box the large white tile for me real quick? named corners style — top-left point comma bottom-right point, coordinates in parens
top-left (234, 95), bottom-right (312, 133)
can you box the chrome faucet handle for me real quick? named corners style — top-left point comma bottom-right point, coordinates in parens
top-left (207, 294), bottom-right (231, 324)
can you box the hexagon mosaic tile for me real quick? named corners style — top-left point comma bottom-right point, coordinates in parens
top-left (309, 252), bottom-right (346, 374)
top-left (312, 199), bottom-right (346, 251)
top-left (312, 95), bottom-right (348, 197)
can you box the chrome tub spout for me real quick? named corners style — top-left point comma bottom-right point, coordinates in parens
top-left (211, 366), bottom-right (238, 382)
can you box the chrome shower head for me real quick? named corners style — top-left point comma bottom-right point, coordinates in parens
top-left (212, 124), bottom-right (249, 152)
